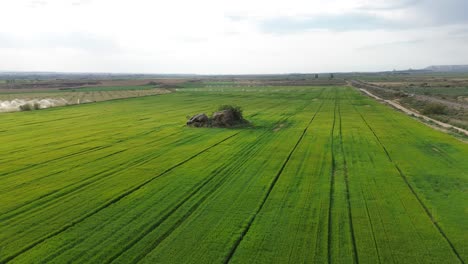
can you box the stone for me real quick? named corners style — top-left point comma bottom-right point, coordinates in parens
top-left (212, 110), bottom-right (236, 127)
top-left (186, 113), bottom-right (210, 127)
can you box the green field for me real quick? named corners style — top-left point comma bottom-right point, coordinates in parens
top-left (0, 86), bottom-right (466, 263)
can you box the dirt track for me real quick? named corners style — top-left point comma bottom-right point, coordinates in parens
top-left (357, 87), bottom-right (468, 137)
top-left (350, 80), bottom-right (467, 110)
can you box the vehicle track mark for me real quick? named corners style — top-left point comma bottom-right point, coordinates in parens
top-left (123, 134), bottom-right (271, 264)
top-left (338, 99), bottom-right (359, 264)
top-left (354, 106), bottom-right (464, 264)
top-left (1, 132), bottom-right (240, 264)
top-left (327, 96), bottom-right (337, 263)
top-left (0, 131), bottom-right (190, 222)
top-left (223, 101), bottom-right (324, 264)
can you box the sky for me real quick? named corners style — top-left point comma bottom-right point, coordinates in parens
top-left (0, 0), bottom-right (467, 74)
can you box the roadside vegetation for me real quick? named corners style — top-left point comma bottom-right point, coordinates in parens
top-left (350, 76), bottom-right (468, 130)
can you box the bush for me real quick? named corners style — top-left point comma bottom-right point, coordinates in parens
top-left (422, 103), bottom-right (447, 115)
top-left (395, 91), bottom-right (407, 98)
top-left (218, 105), bottom-right (243, 120)
top-left (20, 102), bottom-right (40, 111)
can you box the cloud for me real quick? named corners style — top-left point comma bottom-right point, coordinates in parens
top-left (29, 0), bottom-right (47, 8)
top-left (0, 0), bottom-right (467, 73)
top-left (27, 0), bottom-right (93, 7)
top-left (0, 32), bottom-right (119, 54)
top-left (413, 0), bottom-right (468, 25)
top-left (356, 39), bottom-right (424, 51)
top-left (229, 0), bottom-right (468, 34)
top-left (357, 0), bottom-right (420, 10)
top-left (259, 13), bottom-right (402, 33)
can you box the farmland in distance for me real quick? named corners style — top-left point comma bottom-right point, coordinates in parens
top-left (0, 86), bottom-right (466, 263)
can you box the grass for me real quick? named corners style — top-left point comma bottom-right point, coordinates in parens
top-left (0, 86), bottom-right (466, 263)
top-left (401, 86), bottom-right (468, 98)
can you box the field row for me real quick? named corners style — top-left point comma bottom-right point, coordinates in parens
top-left (0, 87), bottom-right (466, 263)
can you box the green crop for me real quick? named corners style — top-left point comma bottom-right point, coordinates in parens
top-left (0, 86), bottom-right (466, 263)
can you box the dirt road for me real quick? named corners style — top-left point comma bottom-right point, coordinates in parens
top-left (350, 79), bottom-right (467, 109)
top-left (357, 87), bottom-right (468, 137)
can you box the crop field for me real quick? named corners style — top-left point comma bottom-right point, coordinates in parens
top-left (0, 86), bottom-right (466, 263)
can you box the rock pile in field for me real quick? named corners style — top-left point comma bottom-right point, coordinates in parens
top-left (187, 109), bottom-right (248, 128)
top-left (212, 110), bottom-right (237, 127)
top-left (186, 113), bottom-right (210, 127)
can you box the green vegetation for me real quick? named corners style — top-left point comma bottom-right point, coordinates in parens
top-left (19, 102), bottom-right (40, 111)
top-left (217, 104), bottom-right (243, 119)
top-left (402, 86), bottom-right (468, 98)
top-left (0, 86), bottom-right (466, 263)
top-left (422, 103), bottom-right (447, 115)
top-left (351, 76), bottom-right (468, 133)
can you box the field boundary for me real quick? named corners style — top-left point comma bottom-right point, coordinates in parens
top-left (351, 84), bottom-right (468, 138)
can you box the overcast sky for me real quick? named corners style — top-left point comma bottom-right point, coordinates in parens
top-left (0, 0), bottom-right (467, 74)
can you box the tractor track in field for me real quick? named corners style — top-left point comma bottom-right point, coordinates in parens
top-left (123, 99), bottom-right (323, 264)
top-left (369, 177), bottom-right (398, 264)
top-left (9, 114), bottom-right (90, 128)
top-left (7, 125), bottom-right (180, 186)
top-left (350, 102), bottom-right (396, 263)
top-left (0, 122), bottom-right (118, 154)
top-left (18, 102), bottom-right (287, 260)
top-left (312, 158), bottom-right (328, 261)
top-left (40, 103), bottom-right (313, 263)
top-left (351, 104), bottom-right (397, 264)
top-left (223, 101), bottom-right (324, 264)
top-left (2, 102), bottom-right (297, 252)
top-left (0, 145), bottom-right (111, 177)
top-left (44, 138), bottom-right (261, 263)
top-left (122, 132), bottom-right (275, 264)
top-left (1, 132), bottom-right (240, 264)
top-left (110, 99), bottom-right (322, 263)
top-left (0, 130), bottom-right (191, 222)
top-left (0, 123), bottom-right (179, 178)
top-left (2, 148), bottom-right (128, 192)
top-left (0, 149), bottom-right (129, 221)
top-left (0, 133), bottom-right (209, 232)
top-left (337, 100), bottom-right (359, 264)
top-left (0, 112), bottom-right (183, 163)
top-left (359, 187), bottom-right (382, 264)
top-left (0, 133), bottom-right (102, 163)
top-left (354, 107), bottom-right (464, 264)
top-left (327, 96), bottom-right (338, 263)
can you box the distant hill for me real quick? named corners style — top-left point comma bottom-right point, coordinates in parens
top-left (424, 65), bottom-right (468, 73)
